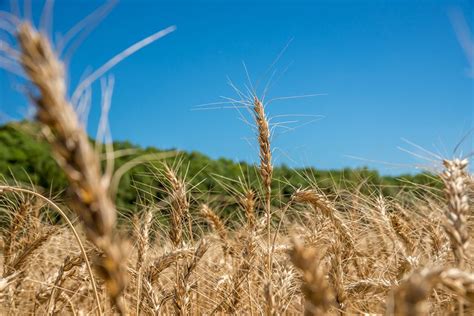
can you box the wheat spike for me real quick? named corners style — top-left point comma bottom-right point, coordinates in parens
top-left (16, 23), bottom-right (127, 314)
top-left (441, 159), bottom-right (470, 267)
top-left (289, 239), bottom-right (334, 315)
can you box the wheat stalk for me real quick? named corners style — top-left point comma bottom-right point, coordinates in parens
top-left (253, 95), bottom-right (275, 291)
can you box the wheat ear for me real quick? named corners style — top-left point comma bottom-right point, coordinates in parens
top-left (224, 231), bottom-right (258, 314)
top-left (200, 204), bottom-right (229, 256)
top-left (173, 239), bottom-right (209, 315)
top-left (392, 267), bottom-right (474, 315)
top-left (45, 255), bottom-right (83, 315)
top-left (16, 23), bottom-right (127, 314)
top-left (253, 97), bottom-right (273, 210)
top-left (289, 239), bottom-right (334, 315)
top-left (135, 210), bottom-right (153, 315)
top-left (242, 189), bottom-right (256, 230)
top-left (164, 165), bottom-right (191, 247)
top-left (0, 186), bottom-right (101, 313)
top-left (441, 159), bottom-right (470, 268)
top-left (293, 188), bottom-right (360, 277)
top-left (253, 96), bottom-right (273, 282)
top-left (2, 199), bottom-right (30, 275)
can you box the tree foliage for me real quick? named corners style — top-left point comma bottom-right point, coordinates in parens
top-left (0, 121), bottom-right (441, 218)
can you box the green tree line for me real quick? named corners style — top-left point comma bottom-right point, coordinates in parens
top-left (0, 121), bottom-right (440, 218)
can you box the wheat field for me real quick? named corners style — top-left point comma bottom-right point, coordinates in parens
top-left (0, 5), bottom-right (473, 316)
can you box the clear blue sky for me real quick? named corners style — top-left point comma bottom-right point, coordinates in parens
top-left (1, 0), bottom-right (473, 175)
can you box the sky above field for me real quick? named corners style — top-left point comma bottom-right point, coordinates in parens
top-left (0, 0), bottom-right (473, 175)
